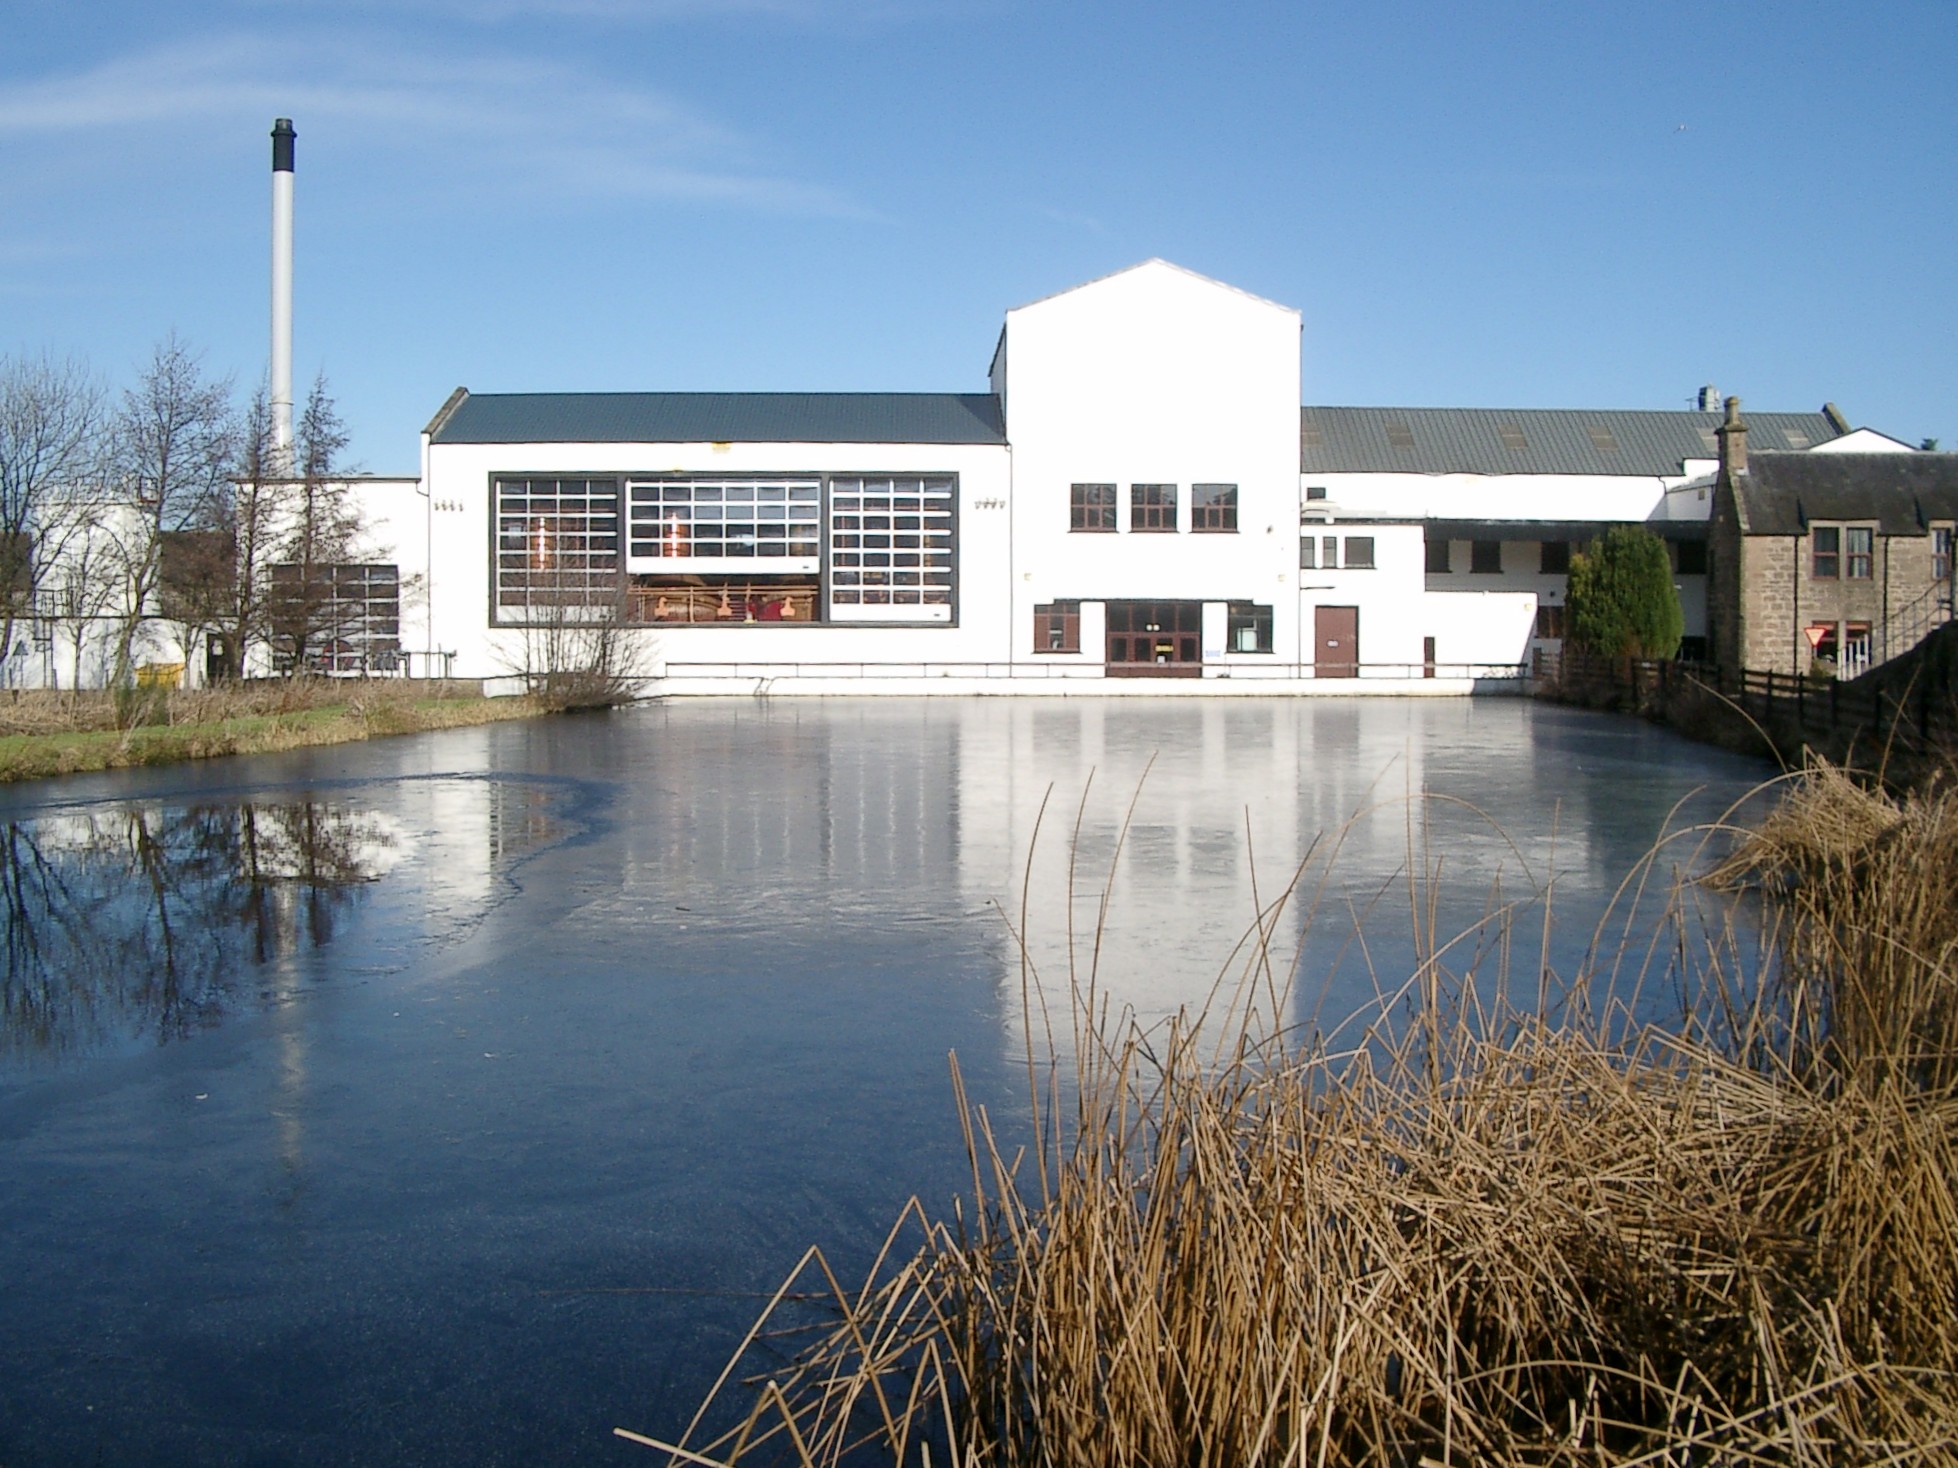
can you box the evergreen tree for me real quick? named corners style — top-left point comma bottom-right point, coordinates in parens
top-left (1564, 525), bottom-right (1684, 659)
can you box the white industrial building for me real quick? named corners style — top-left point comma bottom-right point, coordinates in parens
top-left (381, 258), bottom-right (1885, 695)
top-left (11, 258), bottom-right (1909, 694)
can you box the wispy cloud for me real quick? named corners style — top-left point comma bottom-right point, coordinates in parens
top-left (0, 33), bottom-right (861, 215)
top-left (222, 0), bottom-right (969, 24)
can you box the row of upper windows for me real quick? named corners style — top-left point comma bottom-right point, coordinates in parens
top-left (1809, 524), bottom-right (1955, 581)
top-left (1069, 482), bottom-right (1238, 533)
top-left (1425, 539), bottom-right (1708, 576)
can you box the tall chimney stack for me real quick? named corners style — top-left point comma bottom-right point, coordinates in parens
top-left (270, 117), bottom-right (296, 470)
top-left (1716, 394), bottom-right (1747, 479)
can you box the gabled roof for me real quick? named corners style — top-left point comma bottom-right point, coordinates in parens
top-left (1299, 406), bottom-right (1845, 476)
top-left (1006, 258), bottom-right (1298, 317)
top-left (1732, 452), bottom-right (1958, 536)
top-left (427, 391), bottom-right (1007, 446)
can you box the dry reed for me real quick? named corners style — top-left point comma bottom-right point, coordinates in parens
top-left (625, 762), bottom-right (1958, 1467)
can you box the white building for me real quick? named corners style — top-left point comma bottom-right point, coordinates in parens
top-left (10, 260), bottom-right (1894, 693)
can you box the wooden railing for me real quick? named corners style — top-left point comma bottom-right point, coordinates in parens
top-left (1540, 648), bottom-right (1958, 757)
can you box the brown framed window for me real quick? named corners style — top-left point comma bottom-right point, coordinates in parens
top-left (1070, 482), bottom-right (1116, 532)
top-left (1470, 540), bottom-right (1503, 574)
top-left (1191, 483), bottom-right (1237, 532)
top-left (1343, 536), bottom-right (1375, 570)
top-left (1227, 602), bottom-right (1273, 653)
top-left (1033, 601), bottom-right (1080, 653)
top-left (1812, 526), bottom-right (1840, 578)
top-left (1845, 526), bottom-right (1873, 579)
top-left (1130, 483), bottom-right (1177, 532)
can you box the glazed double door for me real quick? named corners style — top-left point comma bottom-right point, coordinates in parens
top-left (1105, 600), bottom-right (1202, 677)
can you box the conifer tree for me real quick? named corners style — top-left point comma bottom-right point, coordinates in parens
top-left (1564, 525), bottom-right (1684, 659)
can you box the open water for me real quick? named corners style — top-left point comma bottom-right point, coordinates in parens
top-left (0, 697), bottom-right (1771, 1466)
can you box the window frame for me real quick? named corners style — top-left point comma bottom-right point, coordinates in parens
top-left (1226, 601), bottom-right (1274, 654)
top-left (1070, 482), bottom-right (1117, 533)
top-left (1811, 525), bottom-right (1841, 579)
top-left (1844, 525), bottom-right (1874, 580)
top-left (1033, 600), bottom-right (1081, 654)
top-left (1129, 483), bottom-right (1178, 533)
top-left (1190, 482), bottom-right (1238, 533)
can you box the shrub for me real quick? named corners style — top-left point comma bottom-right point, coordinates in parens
top-left (1566, 525), bottom-right (1684, 659)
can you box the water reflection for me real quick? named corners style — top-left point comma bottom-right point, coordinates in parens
top-left (0, 802), bottom-right (402, 1057)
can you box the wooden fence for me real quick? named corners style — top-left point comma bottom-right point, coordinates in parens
top-left (1541, 648), bottom-right (1958, 762)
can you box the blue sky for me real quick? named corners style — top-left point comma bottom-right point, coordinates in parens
top-left (3, 0), bottom-right (1953, 472)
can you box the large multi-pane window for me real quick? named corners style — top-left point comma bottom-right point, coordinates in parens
top-left (626, 477), bottom-right (820, 566)
top-left (270, 562), bottom-right (400, 673)
top-left (1070, 483), bottom-right (1116, 532)
top-left (1191, 483), bottom-right (1238, 532)
top-left (1130, 483), bottom-right (1177, 532)
top-left (829, 474), bottom-right (954, 617)
top-left (495, 477), bottom-right (620, 622)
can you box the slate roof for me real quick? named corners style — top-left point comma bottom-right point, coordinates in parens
top-left (1299, 407), bottom-right (1845, 476)
top-left (1733, 452), bottom-right (1958, 537)
top-left (427, 391), bottom-right (1007, 446)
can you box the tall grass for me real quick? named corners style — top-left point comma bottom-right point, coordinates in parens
top-left (624, 761), bottom-right (1958, 1467)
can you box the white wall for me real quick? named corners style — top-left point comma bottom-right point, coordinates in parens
top-left (999, 261), bottom-right (1304, 666)
top-left (418, 438), bottom-right (1013, 681)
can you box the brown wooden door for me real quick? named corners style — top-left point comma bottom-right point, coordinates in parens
top-left (1314, 606), bottom-right (1359, 677)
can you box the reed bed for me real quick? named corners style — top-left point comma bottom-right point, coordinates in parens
top-left (625, 762), bottom-right (1958, 1467)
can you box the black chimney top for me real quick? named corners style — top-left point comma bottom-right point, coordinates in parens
top-left (272, 118), bottom-right (296, 173)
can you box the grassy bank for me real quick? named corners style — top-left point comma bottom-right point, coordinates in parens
top-left (632, 763), bottom-right (1958, 1467)
top-left (0, 681), bottom-right (547, 782)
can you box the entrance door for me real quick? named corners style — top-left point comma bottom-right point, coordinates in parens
top-left (1105, 600), bottom-right (1203, 677)
top-left (1314, 606), bottom-right (1359, 678)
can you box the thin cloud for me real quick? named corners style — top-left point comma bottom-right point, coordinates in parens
top-left (0, 34), bottom-right (862, 216)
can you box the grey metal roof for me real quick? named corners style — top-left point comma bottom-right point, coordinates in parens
top-left (1299, 407), bottom-right (1845, 476)
top-left (1733, 452), bottom-right (1958, 536)
top-left (429, 391), bottom-right (1007, 446)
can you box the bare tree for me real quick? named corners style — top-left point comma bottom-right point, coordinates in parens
top-left (107, 336), bottom-right (235, 687)
top-left (0, 354), bottom-right (107, 686)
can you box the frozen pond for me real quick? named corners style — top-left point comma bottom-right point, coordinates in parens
top-left (0, 697), bottom-right (1771, 1466)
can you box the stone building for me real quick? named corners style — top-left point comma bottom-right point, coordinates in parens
top-left (1710, 400), bottom-right (1957, 676)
